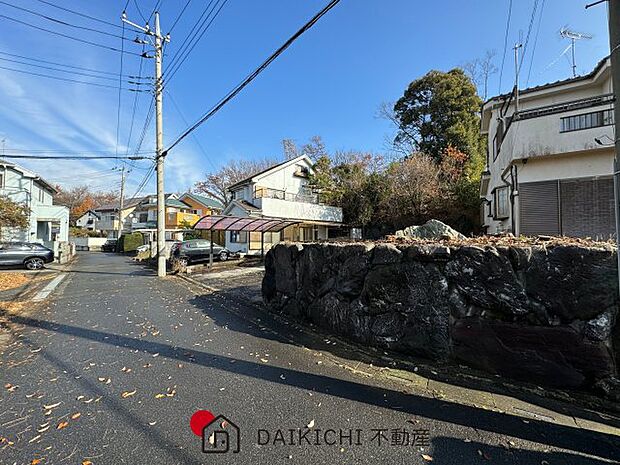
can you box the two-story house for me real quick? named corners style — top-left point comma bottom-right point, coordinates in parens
top-left (93, 198), bottom-right (142, 238)
top-left (221, 155), bottom-right (344, 254)
top-left (75, 210), bottom-right (100, 231)
top-left (480, 57), bottom-right (615, 239)
top-left (0, 161), bottom-right (69, 246)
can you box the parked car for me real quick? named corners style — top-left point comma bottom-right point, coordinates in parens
top-left (0, 242), bottom-right (54, 270)
top-left (172, 239), bottom-right (231, 265)
top-left (136, 244), bottom-right (150, 253)
top-left (101, 239), bottom-right (117, 252)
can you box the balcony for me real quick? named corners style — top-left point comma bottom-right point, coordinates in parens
top-left (253, 187), bottom-right (342, 223)
top-left (254, 186), bottom-right (321, 204)
top-left (166, 211), bottom-right (200, 228)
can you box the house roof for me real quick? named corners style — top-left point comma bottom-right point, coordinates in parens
top-left (181, 192), bottom-right (224, 210)
top-left (165, 198), bottom-right (191, 209)
top-left (483, 56), bottom-right (610, 107)
top-left (227, 155), bottom-right (312, 191)
top-left (77, 210), bottom-right (101, 220)
top-left (0, 160), bottom-right (58, 193)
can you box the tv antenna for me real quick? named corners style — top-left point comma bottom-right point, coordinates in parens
top-left (560, 27), bottom-right (593, 77)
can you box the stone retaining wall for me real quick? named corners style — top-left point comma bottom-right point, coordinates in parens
top-left (262, 242), bottom-right (619, 391)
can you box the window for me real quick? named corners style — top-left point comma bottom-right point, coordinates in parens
top-left (38, 187), bottom-right (45, 203)
top-left (230, 231), bottom-right (247, 243)
top-left (494, 186), bottom-right (510, 219)
top-left (560, 109), bottom-right (614, 133)
top-left (138, 213), bottom-right (148, 223)
top-left (0, 172), bottom-right (4, 188)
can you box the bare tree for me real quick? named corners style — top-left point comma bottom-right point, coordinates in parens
top-left (282, 136), bottom-right (327, 162)
top-left (194, 157), bottom-right (280, 206)
top-left (462, 50), bottom-right (498, 100)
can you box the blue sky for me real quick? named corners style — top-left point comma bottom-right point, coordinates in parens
top-left (0, 0), bottom-right (610, 196)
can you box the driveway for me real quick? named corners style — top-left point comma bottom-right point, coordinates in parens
top-left (0, 252), bottom-right (618, 464)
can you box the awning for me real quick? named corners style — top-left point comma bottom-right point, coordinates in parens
top-left (193, 215), bottom-right (302, 232)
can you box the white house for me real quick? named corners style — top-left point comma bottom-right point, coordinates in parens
top-left (480, 57), bottom-right (615, 239)
top-left (0, 161), bottom-right (69, 246)
top-left (222, 155), bottom-right (344, 254)
top-left (75, 210), bottom-right (100, 231)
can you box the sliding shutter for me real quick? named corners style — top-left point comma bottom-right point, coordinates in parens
top-left (519, 180), bottom-right (560, 236)
top-left (560, 177), bottom-right (615, 240)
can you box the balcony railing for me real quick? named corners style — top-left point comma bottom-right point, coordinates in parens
top-left (254, 187), bottom-right (321, 205)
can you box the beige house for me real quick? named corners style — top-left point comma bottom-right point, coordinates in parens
top-left (480, 57), bottom-right (615, 239)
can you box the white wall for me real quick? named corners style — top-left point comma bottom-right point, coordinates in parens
top-left (260, 197), bottom-right (343, 222)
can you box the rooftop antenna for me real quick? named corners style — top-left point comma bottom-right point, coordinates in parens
top-left (560, 27), bottom-right (593, 77)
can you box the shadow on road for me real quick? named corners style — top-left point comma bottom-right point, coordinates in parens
top-left (2, 311), bottom-right (619, 463)
top-left (195, 283), bottom-right (620, 433)
top-left (430, 436), bottom-right (614, 464)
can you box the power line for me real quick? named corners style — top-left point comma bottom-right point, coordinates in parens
top-left (148, 0), bottom-right (163, 23)
top-left (519, 0), bottom-right (540, 72)
top-left (165, 0), bottom-right (342, 153)
top-left (163, 0), bottom-right (228, 86)
top-left (498, 0), bottom-right (513, 93)
top-left (0, 155), bottom-right (151, 160)
top-left (168, 0), bottom-right (193, 34)
top-left (526, 0), bottom-right (546, 86)
top-left (31, 0), bottom-right (124, 30)
top-left (0, 0), bottom-right (131, 41)
top-left (2, 148), bottom-right (153, 154)
top-left (0, 50), bottom-right (151, 79)
top-left (0, 14), bottom-right (141, 55)
top-left (133, 0), bottom-right (148, 23)
top-left (166, 89), bottom-right (217, 171)
top-left (164, 0), bottom-right (217, 77)
top-left (0, 55), bottom-right (142, 82)
top-left (0, 63), bottom-right (149, 91)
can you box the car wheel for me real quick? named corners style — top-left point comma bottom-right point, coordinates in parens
top-left (24, 257), bottom-right (45, 270)
top-left (177, 257), bottom-right (189, 267)
top-left (218, 251), bottom-right (228, 261)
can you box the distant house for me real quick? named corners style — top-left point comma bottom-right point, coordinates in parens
top-left (0, 161), bottom-right (69, 246)
top-left (222, 155), bottom-right (343, 254)
top-left (179, 192), bottom-right (224, 217)
top-left (480, 57), bottom-right (615, 239)
top-left (75, 210), bottom-right (100, 231)
top-left (92, 198), bottom-right (142, 238)
top-left (129, 193), bottom-right (218, 241)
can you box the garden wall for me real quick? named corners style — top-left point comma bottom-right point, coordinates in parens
top-left (262, 241), bottom-right (619, 391)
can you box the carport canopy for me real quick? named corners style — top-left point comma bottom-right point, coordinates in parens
top-left (193, 215), bottom-right (302, 233)
top-left (192, 215), bottom-right (304, 264)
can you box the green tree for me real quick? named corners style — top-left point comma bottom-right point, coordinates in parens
top-left (0, 195), bottom-right (29, 237)
top-left (392, 68), bottom-right (484, 163)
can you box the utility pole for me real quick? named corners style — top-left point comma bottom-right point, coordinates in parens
top-left (116, 165), bottom-right (125, 239)
top-left (608, 0), bottom-right (620, 293)
top-left (513, 42), bottom-right (523, 113)
top-left (122, 10), bottom-right (169, 277)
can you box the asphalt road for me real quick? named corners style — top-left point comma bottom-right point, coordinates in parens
top-left (0, 253), bottom-right (618, 464)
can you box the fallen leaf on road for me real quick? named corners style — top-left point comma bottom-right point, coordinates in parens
top-left (121, 390), bottom-right (137, 399)
top-left (82, 460), bottom-right (93, 465)
top-left (56, 421), bottom-right (69, 430)
top-left (43, 402), bottom-right (61, 410)
top-left (30, 459), bottom-right (42, 465)
top-left (307, 419), bottom-right (315, 428)
top-left (148, 421), bottom-right (157, 426)
top-left (4, 383), bottom-right (18, 392)
top-left (422, 454), bottom-right (433, 462)
top-left (28, 435), bottom-right (42, 443)
top-left (260, 358), bottom-right (268, 363)
top-left (71, 413), bottom-right (81, 420)
top-left (166, 388), bottom-right (176, 398)
top-left (37, 425), bottom-right (50, 433)
top-left (154, 394), bottom-right (166, 399)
